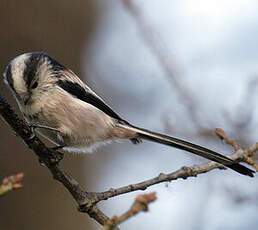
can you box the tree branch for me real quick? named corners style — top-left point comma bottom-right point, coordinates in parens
top-left (103, 192), bottom-right (157, 230)
top-left (90, 129), bottom-right (257, 203)
top-left (0, 94), bottom-right (257, 228)
top-left (0, 95), bottom-right (110, 226)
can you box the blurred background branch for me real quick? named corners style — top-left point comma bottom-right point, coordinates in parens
top-left (122, 0), bottom-right (203, 129)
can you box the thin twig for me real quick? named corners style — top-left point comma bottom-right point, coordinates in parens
top-left (215, 128), bottom-right (258, 171)
top-left (215, 128), bottom-right (241, 151)
top-left (103, 192), bottom-right (157, 230)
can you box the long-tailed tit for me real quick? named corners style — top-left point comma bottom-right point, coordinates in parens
top-left (3, 52), bottom-right (254, 177)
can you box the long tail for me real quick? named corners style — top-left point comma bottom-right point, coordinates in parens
top-left (120, 124), bottom-right (254, 177)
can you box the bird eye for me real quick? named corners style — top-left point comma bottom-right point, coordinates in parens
top-left (31, 81), bottom-right (38, 89)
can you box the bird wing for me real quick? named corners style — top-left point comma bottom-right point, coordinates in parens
top-left (57, 70), bottom-right (124, 121)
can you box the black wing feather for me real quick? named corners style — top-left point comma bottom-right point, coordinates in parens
top-left (57, 80), bottom-right (123, 121)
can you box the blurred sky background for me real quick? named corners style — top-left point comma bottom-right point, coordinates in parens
top-left (1, 0), bottom-right (258, 229)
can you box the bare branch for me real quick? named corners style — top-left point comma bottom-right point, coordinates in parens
top-left (215, 128), bottom-right (241, 151)
top-left (90, 129), bottom-right (257, 203)
top-left (0, 94), bottom-right (256, 228)
top-left (215, 128), bottom-right (258, 170)
top-left (103, 192), bottom-right (157, 230)
top-left (0, 95), bottom-right (111, 226)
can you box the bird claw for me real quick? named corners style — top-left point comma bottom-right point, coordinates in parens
top-left (29, 123), bottom-right (60, 133)
top-left (50, 151), bottom-right (64, 164)
top-left (38, 151), bottom-right (64, 166)
top-left (131, 138), bottom-right (142, 144)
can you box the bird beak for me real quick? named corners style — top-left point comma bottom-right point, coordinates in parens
top-left (23, 94), bottom-right (31, 105)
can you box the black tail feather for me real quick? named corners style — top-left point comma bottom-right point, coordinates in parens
top-left (126, 125), bottom-right (255, 177)
top-left (227, 163), bottom-right (254, 177)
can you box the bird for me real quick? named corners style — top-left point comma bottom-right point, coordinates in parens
top-left (3, 52), bottom-right (254, 177)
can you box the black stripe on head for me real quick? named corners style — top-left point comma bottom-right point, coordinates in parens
top-left (23, 53), bottom-right (43, 87)
top-left (23, 52), bottom-right (65, 87)
top-left (4, 64), bottom-right (14, 89)
top-left (57, 80), bottom-right (123, 120)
